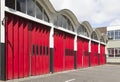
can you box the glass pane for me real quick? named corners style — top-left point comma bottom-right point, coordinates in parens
top-left (5, 0), bottom-right (15, 9)
top-left (54, 16), bottom-right (58, 26)
top-left (115, 48), bottom-right (118, 55)
top-left (44, 11), bottom-right (49, 22)
top-left (32, 45), bottom-right (35, 55)
top-left (58, 15), bottom-right (62, 27)
top-left (36, 3), bottom-right (42, 19)
top-left (36, 45), bottom-right (38, 55)
top-left (17, 0), bottom-right (26, 13)
top-left (111, 48), bottom-right (114, 55)
top-left (40, 46), bottom-right (42, 55)
top-left (27, 0), bottom-right (35, 17)
top-left (62, 17), bottom-right (67, 29)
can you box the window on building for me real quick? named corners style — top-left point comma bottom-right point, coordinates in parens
top-left (115, 30), bottom-right (119, 39)
top-left (36, 2), bottom-right (42, 20)
top-left (36, 45), bottom-right (38, 55)
top-left (100, 36), bottom-right (104, 42)
top-left (108, 30), bottom-right (120, 40)
top-left (108, 48), bottom-right (120, 57)
top-left (17, 0), bottom-right (26, 13)
top-left (5, 0), bottom-right (50, 22)
top-left (32, 45), bottom-right (35, 55)
top-left (27, 0), bottom-right (35, 17)
top-left (40, 46), bottom-right (42, 55)
top-left (91, 31), bottom-right (98, 40)
top-left (54, 16), bottom-right (58, 26)
top-left (115, 48), bottom-right (120, 57)
top-left (54, 15), bottom-right (74, 32)
top-left (108, 48), bottom-right (114, 57)
top-left (5, 0), bottom-right (15, 9)
top-left (44, 11), bottom-right (49, 22)
top-left (77, 25), bottom-right (89, 37)
top-left (108, 31), bottom-right (114, 40)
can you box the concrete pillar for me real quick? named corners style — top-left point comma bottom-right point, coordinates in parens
top-left (98, 42), bottom-right (100, 65)
top-left (88, 39), bottom-right (91, 67)
top-left (0, 0), bottom-right (6, 80)
top-left (49, 24), bottom-right (54, 73)
top-left (74, 34), bottom-right (77, 69)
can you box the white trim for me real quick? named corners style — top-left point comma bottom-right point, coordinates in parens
top-left (89, 39), bottom-right (91, 52)
top-left (54, 26), bottom-right (76, 36)
top-left (50, 25), bottom-right (54, 48)
top-left (98, 42), bottom-right (100, 54)
top-left (77, 34), bottom-right (90, 40)
top-left (0, 0), bottom-right (5, 43)
top-left (91, 39), bottom-right (100, 43)
top-left (74, 34), bottom-right (77, 51)
top-left (100, 42), bottom-right (106, 45)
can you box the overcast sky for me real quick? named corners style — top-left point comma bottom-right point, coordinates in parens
top-left (49, 0), bottom-right (120, 28)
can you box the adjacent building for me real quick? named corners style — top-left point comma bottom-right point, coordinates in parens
top-left (107, 26), bottom-right (120, 63)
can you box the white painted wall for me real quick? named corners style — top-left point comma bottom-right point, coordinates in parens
top-left (0, 0), bottom-right (5, 43)
top-left (50, 24), bottom-right (54, 48)
top-left (74, 34), bottom-right (77, 51)
top-left (107, 26), bottom-right (120, 31)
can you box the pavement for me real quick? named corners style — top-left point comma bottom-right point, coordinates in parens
top-left (2, 64), bottom-right (120, 82)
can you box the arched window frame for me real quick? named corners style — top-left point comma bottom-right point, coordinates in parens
top-left (5, 0), bottom-right (50, 22)
top-left (100, 36), bottom-right (104, 42)
top-left (91, 31), bottom-right (98, 40)
top-left (77, 25), bottom-right (89, 37)
top-left (54, 14), bottom-right (74, 32)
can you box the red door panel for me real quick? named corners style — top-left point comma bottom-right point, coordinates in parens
top-left (31, 24), bottom-right (36, 76)
top-left (83, 40), bottom-right (89, 68)
top-left (23, 19), bottom-right (29, 77)
top-left (19, 18), bottom-right (24, 78)
top-left (5, 13), bottom-right (13, 80)
top-left (54, 29), bottom-right (65, 72)
top-left (77, 37), bottom-right (83, 68)
top-left (13, 16), bottom-right (19, 79)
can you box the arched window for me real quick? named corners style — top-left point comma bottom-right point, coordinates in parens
top-left (27, 0), bottom-right (36, 17)
top-left (77, 25), bottom-right (88, 37)
top-left (100, 36), bottom-right (104, 42)
top-left (54, 14), bottom-right (74, 32)
top-left (17, 0), bottom-right (26, 13)
top-left (5, 0), bottom-right (49, 22)
top-left (5, 0), bottom-right (15, 9)
top-left (36, 2), bottom-right (43, 20)
top-left (91, 31), bottom-right (98, 40)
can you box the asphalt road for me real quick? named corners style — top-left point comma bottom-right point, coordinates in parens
top-left (4, 64), bottom-right (120, 82)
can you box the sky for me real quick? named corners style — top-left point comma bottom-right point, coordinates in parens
top-left (49, 0), bottom-right (120, 28)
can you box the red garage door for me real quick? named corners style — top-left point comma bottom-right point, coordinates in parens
top-left (54, 29), bottom-right (64, 72)
top-left (65, 33), bottom-right (74, 70)
top-left (5, 13), bottom-right (50, 80)
top-left (91, 42), bottom-right (98, 66)
top-left (77, 37), bottom-right (89, 68)
top-left (5, 13), bottom-right (29, 80)
top-left (83, 39), bottom-right (89, 68)
top-left (77, 37), bottom-right (83, 68)
top-left (100, 45), bottom-right (106, 65)
top-left (54, 29), bottom-right (74, 72)
top-left (30, 23), bottom-right (50, 76)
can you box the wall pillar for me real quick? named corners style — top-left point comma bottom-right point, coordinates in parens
top-left (0, 0), bottom-right (6, 80)
top-left (74, 34), bottom-right (77, 69)
top-left (98, 42), bottom-right (100, 65)
top-left (88, 39), bottom-right (91, 67)
top-left (49, 25), bottom-right (54, 73)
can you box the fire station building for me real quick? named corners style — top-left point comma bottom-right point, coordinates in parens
top-left (0, 0), bottom-right (107, 80)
